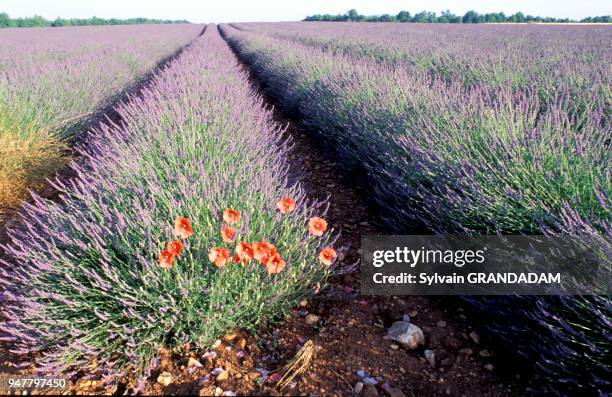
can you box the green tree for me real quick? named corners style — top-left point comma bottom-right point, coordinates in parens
top-left (462, 10), bottom-right (480, 23)
top-left (0, 12), bottom-right (10, 28)
top-left (397, 10), bottom-right (411, 22)
top-left (345, 9), bottom-right (359, 21)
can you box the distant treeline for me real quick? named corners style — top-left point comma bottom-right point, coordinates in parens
top-left (304, 9), bottom-right (612, 23)
top-left (0, 12), bottom-right (189, 28)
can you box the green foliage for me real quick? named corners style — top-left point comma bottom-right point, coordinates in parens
top-left (304, 9), bottom-right (610, 24)
top-left (0, 12), bottom-right (189, 28)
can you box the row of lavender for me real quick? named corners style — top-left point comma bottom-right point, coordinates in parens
top-left (234, 22), bottom-right (610, 115)
top-left (0, 24), bottom-right (201, 208)
top-left (0, 25), bottom-right (335, 387)
top-left (220, 24), bottom-right (611, 394)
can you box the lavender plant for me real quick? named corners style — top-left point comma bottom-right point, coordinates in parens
top-left (0, 24), bottom-right (202, 207)
top-left (0, 25), bottom-right (335, 386)
top-left (221, 23), bottom-right (611, 394)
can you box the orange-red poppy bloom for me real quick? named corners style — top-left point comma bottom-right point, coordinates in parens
top-left (158, 249), bottom-right (175, 268)
top-left (221, 226), bottom-right (236, 243)
top-left (235, 241), bottom-right (254, 262)
top-left (319, 246), bottom-right (337, 266)
top-left (252, 241), bottom-right (277, 265)
top-left (233, 254), bottom-right (241, 264)
top-left (166, 240), bottom-right (183, 256)
top-left (266, 253), bottom-right (286, 274)
top-left (209, 247), bottom-right (230, 269)
top-left (277, 196), bottom-right (296, 214)
top-left (174, 217), bottom-right (193, 239)
top-left (223, 208), bottom-right (240, 224)
top-left (308, 217), bottom-right (328, 236)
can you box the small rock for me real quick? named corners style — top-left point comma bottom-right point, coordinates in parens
top-left (299, 299), bottom-right (308, 307)
top-left (479, 349), bottom-right (491, 357)
top-left (354, 381), bottom-right (364, 394)
top-left (214, 387), bottom-right (223, 396)
top-left (388, 321), bottom-right (425, 350)
top-left (359, 221), bottom-right (370, 226)
top-left (390, 344), bottom-right (399, 350)
top-left (364, 385), bottom-right (380, 397)
top-left (199, 387), bottom-right (213, 397)
top-left (305, 313), bottom-right (320, 326)
top-left (268, 372), bottom-right (282, 383)
top-left (459, 348), bottom-right (473, 356)
top-left (222, 392), bottom-right (236, 397)
top-left (399, 367), bottom-right (406, 374)
top-left (356, 369), bottom-right (367, 378)
top-left (469, 331), bottom-right (480, 344)
top-left (157, 371), bottom-right (173, 386)
top-left (436, 321), bottom-right (447, 328)
top-left (212, 339), bottom-right (222, 349)
top-left (256, 368), bottom-right (270, 379)
top-left (408, 310), bottom-right (418, 317)
top-left (247, 372), bottom-right (260, 380)
top-left (363, 377), bottom-right (378, 385)
top-left (216, 371), bottom-right (229, 381)
top-left (202, 351), bottom-right (218, 361)
top-left (188, 357), bottom-right (203, 368)
top-left (484, 363), bottom-right (495, 371)
top-left (424, 349), bottom-right (436, 367)
top-left (402, 314), bottom-right (410, 322)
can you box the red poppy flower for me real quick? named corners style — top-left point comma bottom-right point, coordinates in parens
top-left (319, 246), bottom-right (337, 266)
top-left (221, 226), bottom-right (236, 243)
top-left (166, 240), bottom-right (183, 256)
top-left (233, 254), bottom-right (241, 264)
top-left (252, 241), bottom-right (277, 265)
top-left (158, 249), bottom-right (175, 268)
top-left (208, 247), bottom-right (230, 269)
top-left (235, 242), bottom-right (254, 262)
top-left (266, 253), bottom-right (286, 274)
top-left (174, 217), bottom-right (193, 239)
top-left (223, 208), bottom-right (240, 224)
top-left (308, 217), bottom-right (327, 236)
top-left (277, 196), bottom-right (296, 214)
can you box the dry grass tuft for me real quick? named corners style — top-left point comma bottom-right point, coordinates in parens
top-left (0, 127), bottom-right (68, 209)
top-left (276, 340), bottom-right (316, 390)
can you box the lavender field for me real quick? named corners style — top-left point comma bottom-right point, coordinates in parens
top-left (221, 22), bottom-right (611, 394)
top-left (0, 18), bottom-right (610, 397)
top-left (0, 24), bottom-right (201, 207)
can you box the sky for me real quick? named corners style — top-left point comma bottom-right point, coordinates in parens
top-left (1, 0), bottom-right (610, 23)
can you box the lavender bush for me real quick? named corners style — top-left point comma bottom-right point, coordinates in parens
top-left (1, 25), bottom-right (334, 385)
top-left (221, 23), bottom-right (611, 394)
top-left (0, 24), bottom-right (201, 207)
